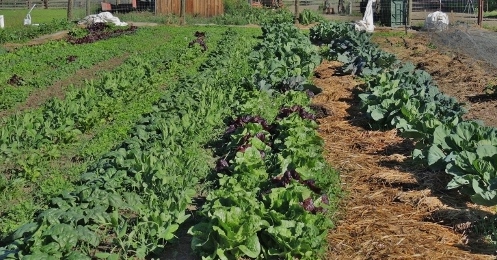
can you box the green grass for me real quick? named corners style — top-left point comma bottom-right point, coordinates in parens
top-left (0, 9), bottom-right (67, 28)
top-left (484, 10), bottom-right (497, 18)
top-left (483, 23), bottom-right (497, 32)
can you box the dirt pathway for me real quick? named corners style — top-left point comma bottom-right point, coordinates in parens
top-left (312, 61), bottom-right (496, 259)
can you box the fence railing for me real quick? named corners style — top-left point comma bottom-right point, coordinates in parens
top-left (282, 0), bottom-right (362, 15)
top-left (1, 0), bottom-right (482, 26)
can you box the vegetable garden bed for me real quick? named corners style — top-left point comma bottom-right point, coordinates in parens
top-left (2, 12), bottom-right (497, 259)
top-left (309, 22), bottom-right (497, 258)
top-left (0, 20), bottom-right (342, 259)
top-left (0, 25), bottom-right (255, 242)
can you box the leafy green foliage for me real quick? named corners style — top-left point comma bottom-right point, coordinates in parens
top-left (317, 20), bottom-right (497, 206)
top-left (309, 21), bottom-right (352, 44)
top-left (0, 28), bottom-right (261, 258)
top-left (0, 19), bottom-right (75, 44)
top-left (0, 27), bottom-right (168, 110)
top-left (189, 22), bottom-right (340, 260)
top-left (0, 26), bottom-right (242, 237)
top-left (191, 110), bottom-right (337, 259)
top-left (419, 122), bottom-right (497, 205)
top-left (311, 21), bottom-right (397, 76)
top-left (0, 20), bottom-right (340, 259)
top-left (358, 63), bottom-right (465, 132)
top-left (298, 10), bottom-right (323, 25)
top-left (250, 22), bottom-right (322, 94)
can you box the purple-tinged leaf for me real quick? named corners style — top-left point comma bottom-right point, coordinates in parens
top-left (321, 194), bottom-right (330, 205)
top-left (301, 198), bottom-right (315, 212)
top-left (255, 132), bottom-right (266, 141)
top-left (302, 179), bottom-right (321, 194)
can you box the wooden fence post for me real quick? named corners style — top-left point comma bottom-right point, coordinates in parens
top-left (478, 0), bottom-right (483, 27)
top-left (181, 0), bottom-right (186, 24)
top-left (67, 0), bottom-right (73, 21)
top-left (86, 0), bottom-right (91, 15)
top-left (294, 0), bottom-right (298, 24)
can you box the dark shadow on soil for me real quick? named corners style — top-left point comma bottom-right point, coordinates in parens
top-left (467, 93), bottom-right (497, 103)
top-left (374, 138), bottom-right (497, 256)
top-left (310, 104), bottom-right (332, 119)
top-left (157, 197), bottom-right (206, 260)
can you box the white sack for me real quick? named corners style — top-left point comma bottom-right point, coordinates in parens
top-left (78, 12), bottom-right (128, 26)
top-left (355, 0), bottom-right (376, 33)
top-left (424, 11), bottom-right (449, 31)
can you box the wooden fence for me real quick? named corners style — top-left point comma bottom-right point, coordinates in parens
top-left (155, 0), bottom-right (223, 16)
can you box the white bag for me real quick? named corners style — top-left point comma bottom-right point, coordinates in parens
top-left (424, 11), bottom-right (449, 31)
top-left (24, 14), bottom-right (31, 25)
top-left (355, 0), bottom-right (376, 33)
top-left (78, 12), bottom-right (128, 27)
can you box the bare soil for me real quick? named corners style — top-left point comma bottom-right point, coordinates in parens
top-left (372, 30), bottom-right (497, 127)
top-left (313, 57), bottom-right (496, 258)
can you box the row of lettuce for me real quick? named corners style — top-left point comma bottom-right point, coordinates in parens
top-left (310, 21), bottom-right (497, 206)
top-left (188, 23), bottom-right (338, 259)
top-left (0, 22), bottom-right (340, 259)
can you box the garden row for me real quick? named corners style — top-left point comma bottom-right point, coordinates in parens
top-left (0, 26), bottom-right (233, 238)
top-left (0, 27), bottom-right (260, 259)
top-left (0, 21), bottom-right (341, 259)
top-left (1, 23), bottom-right (148, 110)
top-left (310, 21), bottom-right (497, 206)
top-left (189, 22), bottom-right (339, 259)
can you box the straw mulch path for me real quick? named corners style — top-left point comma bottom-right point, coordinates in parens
top-left (313, 60), bottom-right (497, 259)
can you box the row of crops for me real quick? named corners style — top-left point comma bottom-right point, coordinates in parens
top-left (1, 23), bottom-right (154, 110)
top-left (3, 14), bottom-right (495, 260)
top-left (310, 22), bottom-right (497, 206)
top-left (0, 21), bottom-right (340, 259)
top-left (0, 26), bottom-right (240, 237)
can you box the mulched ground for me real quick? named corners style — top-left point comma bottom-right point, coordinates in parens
top-left (314, 57), bottom-right (496, 258)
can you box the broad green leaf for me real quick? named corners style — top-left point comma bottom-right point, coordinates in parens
top-left (94, 252), bottom-right (111, 259)
top-left (76, 225), bottom-right (99, 247)
top-left (471, 178), bottom-right (485, 195)
top-left (238, 234), bottom-right (261, 258)
top-left (108, 253), bottom-right (120, 260)
top-left (401, 129), bottom-right (424, 140)
top-left (12, 222), bottom-right (39, 240)
top-left (472, 159), bottom-right (496, 181)
top-left (107, 194), bottom-right (125, 209)
top-left (159, 224), bottom-right (179, 241)
top-left (470, 190), bottom-right (497, 206)
top-left (370, 107), bottom-right (386, 121)
top-left (476, 145), bottom-right (497, 158)
top-left (453, 151), bottom-right (478, 175)
top-left (432, 125), bottom-right (451, 148)
top-left (455, 121), bottom-right (481, 141)
top-left (427, 145), bottom-right (446, 170)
